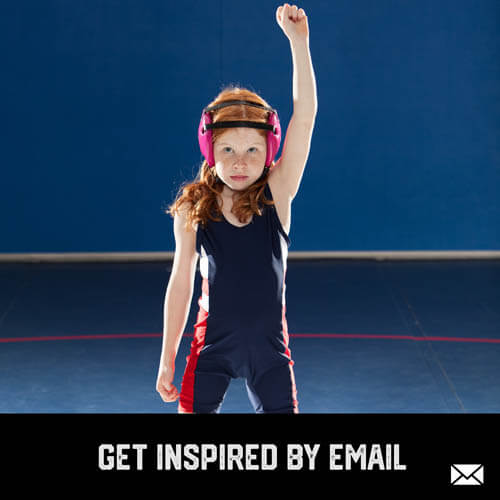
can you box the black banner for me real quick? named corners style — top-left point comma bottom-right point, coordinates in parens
top-left (1, 413), bottom-right (498, 492)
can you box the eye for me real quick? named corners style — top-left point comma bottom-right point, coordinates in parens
top-left (222, 146), bottom-right (232, 153)
top-left (248, 147), bottom-right (258, 153)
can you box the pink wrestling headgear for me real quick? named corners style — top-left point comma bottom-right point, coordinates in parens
top-left (198, 100), bottom-right (281, 168)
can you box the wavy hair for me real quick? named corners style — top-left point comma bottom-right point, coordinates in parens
top-left (166, 85), bottom-right (276, 231)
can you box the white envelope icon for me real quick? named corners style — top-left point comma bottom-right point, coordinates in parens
top-left (450, 464), bottom-right (484, 485)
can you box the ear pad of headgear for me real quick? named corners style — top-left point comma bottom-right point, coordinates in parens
top-left (265, 109), bottom-right (281, 169)
top-left (198, 109), bottom-right (215, 167)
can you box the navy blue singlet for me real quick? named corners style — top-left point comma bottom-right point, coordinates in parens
top-left (178, 183), bottom-right (298, 413)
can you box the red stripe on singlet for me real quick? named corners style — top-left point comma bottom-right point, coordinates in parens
top-left (178, 280), bottom-right (209, 413)
top-left (281, 268), bottom-right (299, 413)
top-left (281, 302), bottom-right (299, 413)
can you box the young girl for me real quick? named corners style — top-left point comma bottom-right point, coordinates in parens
top-left (156, 3), bottom-right (317, 413)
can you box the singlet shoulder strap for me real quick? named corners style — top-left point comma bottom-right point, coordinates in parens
top-left (263, 182), bottom-right (273, 201)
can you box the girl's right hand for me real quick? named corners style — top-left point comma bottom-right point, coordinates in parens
top-left (156, 363), bottom-right (179, 403)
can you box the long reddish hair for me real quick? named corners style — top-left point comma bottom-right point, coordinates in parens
top-left (166, 85), bottom-right (276, 231)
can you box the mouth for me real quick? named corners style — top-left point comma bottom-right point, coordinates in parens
top-left (230, 176), bottom-right (249, 181)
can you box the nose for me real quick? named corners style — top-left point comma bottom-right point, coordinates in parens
top-left (233, 155), bottom-right (247, 168)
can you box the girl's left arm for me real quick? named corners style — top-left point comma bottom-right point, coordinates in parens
top-left (271, 4), bottom-right (318, 200)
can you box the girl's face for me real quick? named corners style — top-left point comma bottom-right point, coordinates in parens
top-left (213, 128), bottom-right (267, 195)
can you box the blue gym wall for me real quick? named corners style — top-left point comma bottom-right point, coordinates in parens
top-left (1, 0), bottom-right (498, 252)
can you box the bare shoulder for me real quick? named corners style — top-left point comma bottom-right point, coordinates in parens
top-left (267, 158), bottom-right (292, 199)
top-left (172, 202), bottom-right (198, 275)
top-left (266, 159), bottom-right (292, 235)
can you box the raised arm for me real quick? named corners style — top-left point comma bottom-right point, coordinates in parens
top-left (270, 3), bottom-right (318, 200)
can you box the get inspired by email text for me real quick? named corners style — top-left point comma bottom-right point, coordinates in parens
top-left (98, 442), bottom-right (407, 471)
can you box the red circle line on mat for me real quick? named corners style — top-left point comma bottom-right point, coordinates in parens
top-left (0, 333), bottom-right (499, 344)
